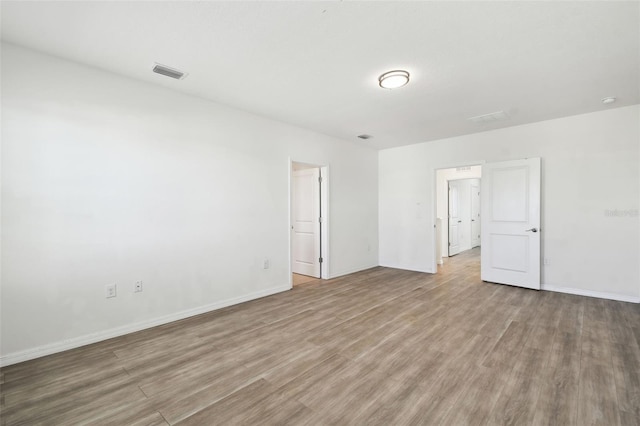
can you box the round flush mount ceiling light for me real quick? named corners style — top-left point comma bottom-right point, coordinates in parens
top-left (378, 70), bottom-right (410, 89)
top-left (601, 96), bottom-right (616, 104)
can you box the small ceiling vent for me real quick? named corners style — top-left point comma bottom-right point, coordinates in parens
top-left (357, 134), bottom-right (373, 140)
top-left (468, 110), bottom-right (509, 124)
top-left (152, 63), bottom-right (187, 80)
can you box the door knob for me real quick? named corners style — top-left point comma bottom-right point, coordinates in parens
top-left (525, 228), bottom-right (538, 233)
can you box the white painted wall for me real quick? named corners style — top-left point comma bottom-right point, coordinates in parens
top-left (380, 105), bottom-right (640, 302)
top-left (436, 166), bottom-right (482, 257)
top-left (0, 44), bottom-right (379, 364)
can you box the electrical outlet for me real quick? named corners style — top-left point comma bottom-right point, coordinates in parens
top-left (134, 281), bottom-right (143, 293)
top-left (263, 258), bottom-right (270, 269)
top-left (105, 284), bottom-right (117, 298)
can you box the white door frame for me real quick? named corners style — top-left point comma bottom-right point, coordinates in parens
top-left (288, 159), bottom-right (329, 288)
top-left (432, 161), bottom-right (485, 273)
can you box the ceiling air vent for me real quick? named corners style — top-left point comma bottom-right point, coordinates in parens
top-left (468, 110), bottom-right (509, 124)
top-left (152, 63), bottom-right (187, 80)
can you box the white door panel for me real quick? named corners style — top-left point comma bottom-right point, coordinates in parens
top-left (489, 234), bottom-right (529, 271)
top-left (292, 168), bottom-right (321, 278)
top-left (448, 181), bottom-right (461, 256)
top-left (481, 158), bottom-right (540, 290)
top-left (491, 168), bottom-right (529, 222)
top-left (471, 180), bottom-right (481, 248)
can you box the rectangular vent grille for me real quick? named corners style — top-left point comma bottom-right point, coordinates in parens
top-left (152, 63), bottom-right (186, 80)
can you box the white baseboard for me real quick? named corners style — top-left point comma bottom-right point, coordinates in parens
top-left (378, 263), bottom-right (434, 274)
top-left (0, 284), bottom-right (291, 367)
top-left (327, 263), bottom-right (379, 280)
top-left (542, 284), bottom-right (640, 303)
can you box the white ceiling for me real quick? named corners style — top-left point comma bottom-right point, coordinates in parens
top-left (2, 1), bottom-right (638, 150)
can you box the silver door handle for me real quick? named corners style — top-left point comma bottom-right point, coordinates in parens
top-left (525, 228), bottom-right (538, 233)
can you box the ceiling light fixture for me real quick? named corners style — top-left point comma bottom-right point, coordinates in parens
top-left (357, 134), bottom-right (373, 140)
top-left (378, 70), bottom-right (410, 89)
top-left (601, 96), bottom-right (616, 104)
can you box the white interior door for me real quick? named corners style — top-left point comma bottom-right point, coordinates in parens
top-left (471, 179), bottom-right (481, 248)
top-left (481, 158), bottom-right (541, 289)
top-left (448, 181), bottom-right (461, 256)
top-left (292, 168), bottom-right (321, 278)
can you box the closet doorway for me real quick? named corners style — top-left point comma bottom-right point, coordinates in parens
top-left (290, 161), bottom-right (328, 286)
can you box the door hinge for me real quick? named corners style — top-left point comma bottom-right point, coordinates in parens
top-left (319, 257), bottom-right (323, 263)
top-left (319, 177), bottom-right (323, 183)
top-left (319, 217), bottom-right (323, 223)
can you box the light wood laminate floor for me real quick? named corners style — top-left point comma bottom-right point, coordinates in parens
top-left (292, 273), bottom-right (320, 287)
top-left (2, 248), bottom-right (639, 425)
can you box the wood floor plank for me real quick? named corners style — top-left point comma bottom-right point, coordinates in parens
top-left (582, 319), bottom-right (614, 364)
top-left (604, 300), bottom-right (639, 347)
top-left (351, 377), bottom-right (435, 425)
top-left (488, 346), bottom-right (548, 425)
top-left (338, 319), bottom-right (408, 360)
top-left (610, 342), bottom-right (640, 419)
top-left (301, 367), bottom-right (404, 425)
top-left (619, 409), bottom-right (640, 426)
top-left (259, 346), bottom-right (338, 389)
top-left (407, 359), bottom-right (484, 424)
top-left (440, 365), bottom-right (510, 425)
top-left (482, 320), bottom-right (532, 369)
top-left (174, 378), bottom-right (316, 426)
top-left (3, 378), bottom-right (146, 425)
top-left (172, 378), bottom-right (273, 425)
top-left (525, 323), bottom-right (557, 350)
top-left (577, 356), bottom-right (621, 425)
top-left (270, 353), bottom-right (353, 401)
top-left (532, 331), bottom-right (582, 425)
top-left (48, 399), bottom-right (167, 426)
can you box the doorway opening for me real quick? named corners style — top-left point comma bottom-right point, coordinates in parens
top-left (435, 164), bottom-right (482, 271)
top-left (433, 158), bottom-right (541, 290)
top-left (290, 161), bottom-right (328, 287)
top-left (448, 178), bottom-right (481, 256)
